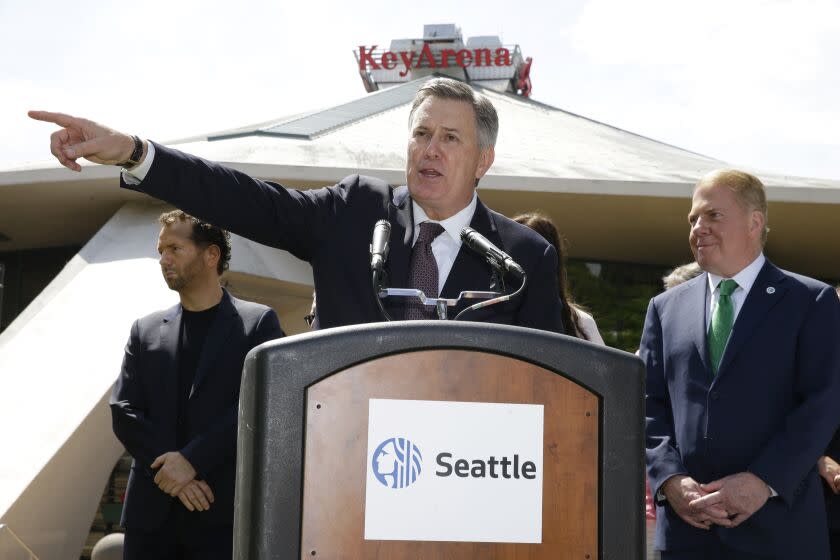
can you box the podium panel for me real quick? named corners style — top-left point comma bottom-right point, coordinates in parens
top-left (235, 322), bottom-right (645, 560)
top-left (300, 350), bottom-right (598, 559)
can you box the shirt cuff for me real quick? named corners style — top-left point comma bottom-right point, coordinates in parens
top-left (768, 485), bottom-right (778, 498)
top-left (121, 140), bottom-right (155, 184)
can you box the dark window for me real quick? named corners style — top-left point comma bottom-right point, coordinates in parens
top-left (0, 246), bottom-right (79, 333)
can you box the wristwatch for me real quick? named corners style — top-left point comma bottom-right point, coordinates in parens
top-left (117, 135), bottom-right (144, 169)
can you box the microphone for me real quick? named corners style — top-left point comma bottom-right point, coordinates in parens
top-left (460, 227), bottom-right (525, 277)
top-left (370, 220), bottom-right (392, 272)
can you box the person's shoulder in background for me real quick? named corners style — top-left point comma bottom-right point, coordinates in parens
top-left (575, 308), bottom-right (605, 346)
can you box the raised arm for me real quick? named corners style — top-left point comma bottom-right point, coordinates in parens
top-left (29, 110), bottom-right (356, 263)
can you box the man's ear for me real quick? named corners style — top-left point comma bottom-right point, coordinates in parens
top-left (749, 210), bottom-right (765, 239)
top-left (204, 244), bottom-right (221, 271)
top-left (475, 146), bottom-right (495, 181)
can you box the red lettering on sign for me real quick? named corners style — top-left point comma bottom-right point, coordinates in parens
top-left (417, 43), bottom-right (437, 68)
top-left (399, 50), bottom-right (417, 77)
top-left (358, 45), bottom-right (380, 71)
top-left (473, 48), bottom-right (491, 67)
top-left (495, 48), bottom-right (512, 66)
top-left (381, 51), bottom-right (397, 70)
top-left (359, 43), bottom-right (513, 74)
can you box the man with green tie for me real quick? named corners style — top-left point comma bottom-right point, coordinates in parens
top-left (640, 170), bottom-right (840, 559)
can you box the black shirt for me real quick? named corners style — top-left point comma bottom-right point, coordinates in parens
top-left (176, 303), bottom-right (220, 448)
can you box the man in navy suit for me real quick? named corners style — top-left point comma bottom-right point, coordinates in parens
top-left (29, 78), bottom-right (562, 333)
top-left (641, 170), bottom-right (840, 559)
top-left (819, 286), bottom-right (840, 559)
top-left (822, 426), bottom-right (840, 559)
top-left (111, 211), bottom-right (284, 559)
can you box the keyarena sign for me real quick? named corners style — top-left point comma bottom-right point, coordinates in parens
top-left (357, 44), bottom-right (513, 77)
top-left (364, 399), bottom-right (544, 543)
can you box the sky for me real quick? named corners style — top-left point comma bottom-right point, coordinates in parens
top-left (2, 0), bottom-right (839, 180)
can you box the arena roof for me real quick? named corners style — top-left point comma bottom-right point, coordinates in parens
top-left (3, 75), bottom-right (839, 277)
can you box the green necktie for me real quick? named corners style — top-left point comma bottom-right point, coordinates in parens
top-left (708, 279), bottom-right (738, 375)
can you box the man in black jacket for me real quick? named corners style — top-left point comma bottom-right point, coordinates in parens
top-left (111, 211), bottom-right (284, 559)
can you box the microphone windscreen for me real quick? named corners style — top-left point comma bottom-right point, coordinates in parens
top-left (376, 219), bottom-right (391, 233)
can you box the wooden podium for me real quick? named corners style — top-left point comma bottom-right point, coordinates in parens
top-left (234, 322), bottom-right (645, 559)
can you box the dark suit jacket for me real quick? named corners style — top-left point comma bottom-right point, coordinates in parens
top-left (641, 260), bottom-right (840, 557)
top-left (825, 429), bottom-right (840, 532)
top-left (120, 143), bottom-right (563, 333)
top-left (110, 289), bottom-right (284, 530)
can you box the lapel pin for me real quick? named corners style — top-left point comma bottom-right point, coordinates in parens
top-left (766, 287), bottom-right (776, 294)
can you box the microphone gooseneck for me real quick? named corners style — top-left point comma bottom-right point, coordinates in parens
top-left (455, 227), bottom-right (527, 321)
top-left (460, 227), bottom-right (525, 278)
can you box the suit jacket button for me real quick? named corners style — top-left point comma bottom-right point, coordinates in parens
top-left (710, 391), bottom-right (719, 400)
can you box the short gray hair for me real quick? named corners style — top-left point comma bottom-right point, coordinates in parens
top-left (408, 77), bottom-right (499, 149)
top-left (697, 169), bottom-right (770, 245)
top-left (662, 261), bottom-right (702, 290)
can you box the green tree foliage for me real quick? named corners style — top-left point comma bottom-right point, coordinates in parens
top-left (567, 261), bottom-right (668, 353)
top-left (567, 260), bottom-right (838, 354)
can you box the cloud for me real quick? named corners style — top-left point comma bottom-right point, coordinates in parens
top-left (570, 0), bottom-right (840, 76)
top-left (3, 0), bottom-right (368, 166)
top-left (563, 0), bottom-right (840, 178)
top-left (4, 0), bottom-right (840, 179)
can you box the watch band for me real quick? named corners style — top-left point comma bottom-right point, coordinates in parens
top-left (117, 135), bottom-right (143, 169)
top-left (655, 488), bottom-right (667, 506)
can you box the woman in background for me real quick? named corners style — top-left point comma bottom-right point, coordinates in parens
top-left (512, 212), bottom-right (604, 345)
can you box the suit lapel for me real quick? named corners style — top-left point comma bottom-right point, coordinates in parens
top-left (386, 186), bottom-right (414, 290)
top-left (716, 261), bottom-right (787, 378)
top-left (685, 274), bottom-right (713, 377)
top-left (159, 304), bottom-right (182, 417)
top-left (189, 290), bottom-right (238, 399)
top-left (441, 198), bottom-right (500, 299)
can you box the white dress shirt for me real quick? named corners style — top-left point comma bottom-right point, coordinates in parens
top-left (411, 193), bottom-right (477, 295)
top-left (121, 141), bottom-right (155, 184)
top-left (705, 253), bottom-right (766, 331)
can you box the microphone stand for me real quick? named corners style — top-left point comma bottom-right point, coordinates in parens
top-left (453, 274), bottom-right (527, 321)
top-left (377, 288), bottom-right (502, 320)
top-left (372, 268), bottom-right (393, 321)
top-left (369, 223), bottom-right (527, 321)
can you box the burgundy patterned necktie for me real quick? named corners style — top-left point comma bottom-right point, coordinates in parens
top-left (405, 222), bottom-right (446, 320)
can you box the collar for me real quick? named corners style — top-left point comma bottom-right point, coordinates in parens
top-left (411, 192), bottom-right (478, 245)
top-left (707, 253), bottom-right (766, 294)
